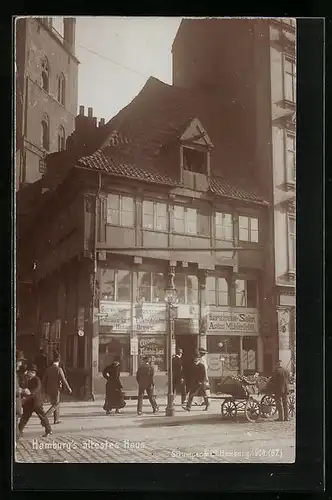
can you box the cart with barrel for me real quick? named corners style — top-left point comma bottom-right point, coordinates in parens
top-left (215, 374), bottom-right (295, 422)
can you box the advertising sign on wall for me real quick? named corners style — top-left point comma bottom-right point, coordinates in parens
top-left (206, 353), bottom-right (223, 378)
top-left (99, 301), bottom-right (131, 331)
top-left (207, 307), bottom-right (259, 335)
top-left (277, 308), bottom-right (290, 350)
top-left (134, 303), bottom-right (167, 333)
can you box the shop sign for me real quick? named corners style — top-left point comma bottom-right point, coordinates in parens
top-left (138, 335), bottom-right (166, 370)
top-left (207, 353), bottom-right (223, 378)
top-left (207, 308), bottom-right (259, 335)
top-left (99, 301), bottom-right (131, 331)
top-left (130, 337), bottom-right (138, 355)
top-left (134, 304), bottom-right (166, 333)
top-left (279, 294), bottom-right (296, 307)
top-left (277, 308), bottom-right (290, 349)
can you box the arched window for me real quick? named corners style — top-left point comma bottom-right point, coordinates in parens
top-left (57, 73), bottom-right (65, 105)
top-left (58, 126), bottom-right (65, 151)
top-left (41, 116), bottom-right (50, 151)
top-left (41, 57), bottom-right (50, 92)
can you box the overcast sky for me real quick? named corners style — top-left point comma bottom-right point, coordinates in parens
top-left (54, 17), bottom-right (182, 122)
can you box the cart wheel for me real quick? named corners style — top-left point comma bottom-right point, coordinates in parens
top-left (260, 395), bottom-right (277, 418)
top-left (288, 393), bottom-right (296, 419)
top-left (244, 397), bottom-right (261, 422)
top-left (221, 398), bottom-right (237, 420)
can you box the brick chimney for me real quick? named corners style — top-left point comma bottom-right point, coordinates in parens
top-left (67, 105), bottom-right (99, 154)
top-left (63, 17), bottom-right (76, 55)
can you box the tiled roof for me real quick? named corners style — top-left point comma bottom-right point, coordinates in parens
top-left (77, 150), bottom-right (181, 186)
top-left (210, 178), bottom-right (267, 204)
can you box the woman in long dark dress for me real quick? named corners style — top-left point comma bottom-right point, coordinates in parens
top-left (102, 356), bottom-right (125, 415)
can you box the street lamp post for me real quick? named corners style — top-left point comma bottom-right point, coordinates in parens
top-left (165, 266), bottom-right (177, 417)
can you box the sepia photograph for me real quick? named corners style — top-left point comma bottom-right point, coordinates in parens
top-left (15, 16), bottom-right (297, 464)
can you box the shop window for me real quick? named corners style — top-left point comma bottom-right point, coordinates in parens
top-left (66, 335), bottom-right (75, 368)
top-left (142, 201), bottom-right (168, 231)
top-left (100, 268), bottom-right (131, 301)
top-left (138, 335), bottom-right (166, 372)
top-left (98, 335), bottom-right (130, 372)
top-left (288, 215), bottom-right (296, 271)
top-left (57, 125), bottom-right (65, 151)
top-left (206, 277), bottom-right (229, 306)
top-left (242, 336), bottom-right (257, 374)
top-left (107, 194), bottom-right (134, 227)
top-left (284, 56), bottom-right (296, 103)
top-left (235, 279), bottom-right (257, 307)
top-left (183, 147), bottom-right (207, 174)
top-left (174, 274), bottom-right (198, 304)
top-left (138, 272), bottom-right (165, 303)
top-left (218, 336), bottom-right (240, 374)
top-left (239, 216), bottom-right (259, 242)
top-left (215, 212), bottom-right (233, 240)
top-left (173, 205), bottom-right (197, 235)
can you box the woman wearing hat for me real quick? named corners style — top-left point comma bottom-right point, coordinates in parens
top-left (102, 356), bottom-right (126, 415)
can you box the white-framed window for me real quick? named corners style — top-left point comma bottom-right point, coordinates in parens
top-left (41, 56), bottom-right (50, 92)
top-left (288, 215), bottom-right (296, 271)
top-left (57, 73), bottom-right (65, 105)
top-left (58, 125), bottom-right (65, 151)
top-left (284, 56), bottom-right (296, 103)
top-left (100, 268), bottom-right (132, 302)
top-left (173, 205), bottom-right (197, 235)
top-left (137, 272), bottom-right (165, 303)
top-left (206, 276), bottom-right (229, 306)
top-left (215, 212), bottom-right (233, 240)
top-left (285, 132), bottom-right (296, 183)
top-left (235, 279), bottom-right (257, 307)
top-left (239, 216), bottom-right (259, 242)
top-left (107, 194), bottom-right (134, 227)
top-left (142, 200), bottom-right (168, 231)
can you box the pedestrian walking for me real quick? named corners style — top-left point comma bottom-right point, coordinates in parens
top-left (34, 347), bottom-right (48, 381)
top-left (195, 348), bottom-right (210, 406)
top-left (43, 355), bottom-right (72, 424)
top-left (183, 354), bottom-right (210, 412)
top-left (102, 356), bottom-right (126, 415)
top-left (172, 348), bottom-right (186, 405)
top-left (52, 349), bottom-right (68, 379)
top-left (15, 352), bottom-right (30, 442)
top-left (136, 356), bottom-right (159, 415)
top-left (18, 364), bottom-right (52, 438)
top-left (269, 359), bottom-right (290, 421)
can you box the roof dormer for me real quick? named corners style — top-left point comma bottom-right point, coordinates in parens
top-left (180, 117), bottom-right (214, 191)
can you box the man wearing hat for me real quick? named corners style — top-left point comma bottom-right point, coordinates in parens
top-left (136, 356), bottom-right (159, 415)
top-left (44, 354), bottom-right (72, 424)
top-left (183, 352), bottom-right (210, 412)
top-left (172, 348), bottom-right (186, 405)
top-left (15, 351), bottom-right (29, 441)
top-left (18, 364), bottom-right (52, 438)
top-left (269, 359), bottom-right (290, 421)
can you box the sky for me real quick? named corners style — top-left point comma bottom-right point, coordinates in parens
top-left (53, 17), bottom-right (182, 122)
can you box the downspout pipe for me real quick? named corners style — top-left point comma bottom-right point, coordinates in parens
top-left (88, 171), bottom-right (102, 400)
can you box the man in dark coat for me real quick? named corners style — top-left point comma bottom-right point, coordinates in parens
top-left (18, 364), bottom-right (52, 438)
top-left (270, 360), bottom-right (290, 421)
top-left (184, 354), bottom-right (210, 411)
top-left (172, 348), bottom-right (186, 405)
top-left (43, 355), bottom-right (72, 424)
top-left (34, 348), bottom-right (48, 382)
top-left (136, 356), bottom-right (159, 415)
top-left (16, 353), bottom-right (29, 441)
top-left (102, 356), bottom-right (125, 415)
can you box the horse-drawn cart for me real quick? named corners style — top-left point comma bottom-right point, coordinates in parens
top-left (215, 375), bottom-right (295, 422)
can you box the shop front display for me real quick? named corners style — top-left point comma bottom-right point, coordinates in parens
top-left (99, 334), bottom-right (130, 372)
top-left (138, 335), bottom-right (167, 372)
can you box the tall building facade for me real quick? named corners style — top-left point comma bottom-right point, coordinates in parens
top-left (172, 18), bottom-right (296, 372)
top-left (15, 17), bottom-right (79, 189)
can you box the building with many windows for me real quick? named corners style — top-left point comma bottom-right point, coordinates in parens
top-left (15, 17), bottom-right (79, 189)
top-left (17, 76), bottom-right (274, 397)
top-left (172, 17), bottom-right (296, 373)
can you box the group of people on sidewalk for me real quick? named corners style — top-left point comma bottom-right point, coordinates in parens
top-left (102, 348), bottom-right (210, 416)
top-left (15, 348), bottom-right (72, 440)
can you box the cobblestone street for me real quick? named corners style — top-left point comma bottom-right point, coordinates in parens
top-left (15, 398), bottom-right (295, 463)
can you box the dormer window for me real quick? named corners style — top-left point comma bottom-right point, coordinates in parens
top-left (183, 147), bottom-right (207, 175)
